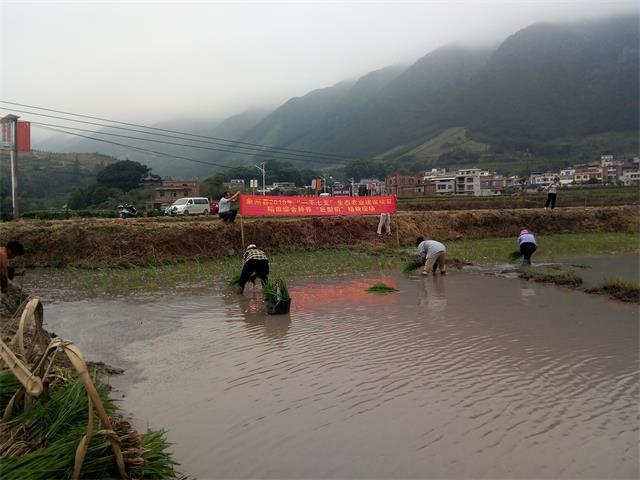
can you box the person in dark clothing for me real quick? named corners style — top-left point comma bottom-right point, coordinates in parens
top-left (236, 244), bottom-right (269, 293)
top-left (544, 177), bottom-right (561, 209)
top-left (517, 229), bottom-right (537, 266)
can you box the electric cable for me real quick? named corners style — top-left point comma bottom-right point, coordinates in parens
top-left (0, 100), bottom-right (351, 160)
top-left (0, 107), bottom-right (348, 164)
top-left (28, 120), bottom-right (339, 164)
top-left (32, 124), bottom-right (242, 169)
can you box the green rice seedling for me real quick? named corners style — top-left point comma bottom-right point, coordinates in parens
top-left (0, 371), bottom-right (21, 414)
top-left (262, 278), bottom-right (290, 301)
top-left (276, 278), bottom-right (290, 301)
top-left (366, 283), bottom-right (399, 294)
top-left (262, 278), bottom-right (278, 302)
top-left (570, 263), bottom-right (592, 269)
top-left (227, 272), bottom-right (242, 287)
top-left (403, 260), bottom-right (422, 273)
top-left (0, 375), bottom-right (178, 479)
top-left (507, 251), bottom-right (522, 262)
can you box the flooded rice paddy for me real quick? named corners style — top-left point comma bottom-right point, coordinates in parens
top-left (41, 267), bottom-right (638, 479)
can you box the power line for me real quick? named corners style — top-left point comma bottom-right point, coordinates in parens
top-left (0, 100), bottom-right (352, 161)
top-left (0, 107), bottom-right (348, 165)
top-left (32, 124), bottom-right (242, 170)
top-left (28, 120), bottom-right (334, 165)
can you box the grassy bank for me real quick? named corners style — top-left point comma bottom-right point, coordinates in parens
top-left (30, 232), bottom-right (638, 297)
top-left (398, 187), bottom-right (640, 211)
top-left (1, 206), bottom-right (638, 268)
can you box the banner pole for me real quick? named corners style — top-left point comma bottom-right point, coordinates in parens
top-left (240, 215), bottom-right (245, 249)
top-left (394, 213), bottom-right (400, 247)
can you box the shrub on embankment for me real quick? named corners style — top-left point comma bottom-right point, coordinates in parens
top-left (0, 206), bottom-right (637, 268)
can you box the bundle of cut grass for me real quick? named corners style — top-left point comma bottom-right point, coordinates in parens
top-left (366, 283), bottom-right (399, 294)
top-left (402, 260), bottom-right (422, 273)
top-left (0, 372), bottom-right (178, 479)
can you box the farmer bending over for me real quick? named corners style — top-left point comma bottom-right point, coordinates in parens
top-left (236, 244), bottom-right (269, 294)
top-left (416, 237), bottom-right (447, 276)
top-left (517, 229), bottom-right (537, 266)
top-left (1, 240), bottom-right (25, 293)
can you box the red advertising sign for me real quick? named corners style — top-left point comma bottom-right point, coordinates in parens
top-left (239, 194), bottom-right (397, 217)
top-left (17, 121), bottom-right (31, 152)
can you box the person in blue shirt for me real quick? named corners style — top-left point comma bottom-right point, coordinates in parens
top-left (517, 229), bottom-right (537, 266)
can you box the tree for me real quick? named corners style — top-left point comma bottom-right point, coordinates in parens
top-left (96, 160), bottom-right (149, 192)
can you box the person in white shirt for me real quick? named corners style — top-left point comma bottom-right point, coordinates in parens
top-left (218, 191), bottom-right (240, 222)
top-left (544, 177), bottom-right (561, 209)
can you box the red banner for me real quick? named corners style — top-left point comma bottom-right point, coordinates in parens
top-left (239, 194), bottom-right (397, 217)
top-left (17, 121), bottom-right (31, 152)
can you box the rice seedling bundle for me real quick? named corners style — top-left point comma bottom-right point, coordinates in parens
top-left (227, 272), bottom-right (242, 287)
top-left (263, 278), bottom-right (290, 301)
top-left (507, 251), bottom-right (523, 262)
top-left (402, 260), bottom-right (422, 273)
top-left (366, 283), bottom-right (399, 294)
top-left (0, 373), bottom-right (177, 479)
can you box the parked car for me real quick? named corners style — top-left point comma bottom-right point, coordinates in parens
top-left (170, 197), bottom-right (211, 215)
top-left (209, 201), bottom-right (219, 214)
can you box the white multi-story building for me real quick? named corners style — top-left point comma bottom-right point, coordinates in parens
top-left (432, 175), bottom-right (456, 195)
top-left (529, 172), bottom-right (557, 186)
top-left (559, 168), bottom-right (575, 186)
top-left (455, 171), bottom-right (481, 196)
top-left (621, 170), bottom-right (640, 186)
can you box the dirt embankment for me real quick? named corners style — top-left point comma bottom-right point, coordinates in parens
top-left (0, 206), bottom-right (637, 268)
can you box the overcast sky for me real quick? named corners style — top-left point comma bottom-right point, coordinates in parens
top-left (1, 0), bottom-right (636, 126)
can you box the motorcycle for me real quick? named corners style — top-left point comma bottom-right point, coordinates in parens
top-left (117, 204), bottom-right (138, 219)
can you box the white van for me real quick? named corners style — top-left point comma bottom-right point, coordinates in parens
top-left (170, 197), bottom-right (211, 215)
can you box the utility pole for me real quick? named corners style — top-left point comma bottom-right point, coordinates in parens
top-left (254, 162), bottom-right (266, 195)
top-left (350, 177), bottom-right (355, 196)
top-left (1, 114), bottom-right (20, 218)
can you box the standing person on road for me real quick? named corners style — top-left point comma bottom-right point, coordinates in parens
top-left (416, 237), bottom-right (447, 276)
top-left (517, 229), bottom-right (537, 266)
top-left (544, 177), bottom-right (561, 209)
top-left (236, 244), bottom-right (269, 294)
top-left (377, 212), bottom-right (391, 235)
top-left (218, 191), bottom-right (240, 223)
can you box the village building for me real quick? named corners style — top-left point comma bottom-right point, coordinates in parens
top-left (153, 180), bottom-right (200, 210)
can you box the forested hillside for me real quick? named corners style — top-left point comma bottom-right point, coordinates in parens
top-left (0, 151), bottom-right (118, 213)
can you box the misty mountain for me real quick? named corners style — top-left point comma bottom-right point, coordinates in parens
top-left (36, 14), bottom-right (638, 178)
top-left (453, 15), bottom-right (639, 150)
top-left (234, 14), bottom-right (638, 168)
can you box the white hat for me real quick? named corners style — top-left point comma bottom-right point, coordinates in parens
top-left (246, 244), bottom-right (257, 250)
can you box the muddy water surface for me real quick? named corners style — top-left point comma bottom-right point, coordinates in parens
top-left (43, 272), bottom-right (638, 479)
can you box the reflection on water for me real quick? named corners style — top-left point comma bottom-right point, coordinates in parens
top-left (419, 275), bottom-right (447, 312)
top-left (224, 289), bottom-right (291, 342)
top-left (42, 272), bottom-right (639, 479)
